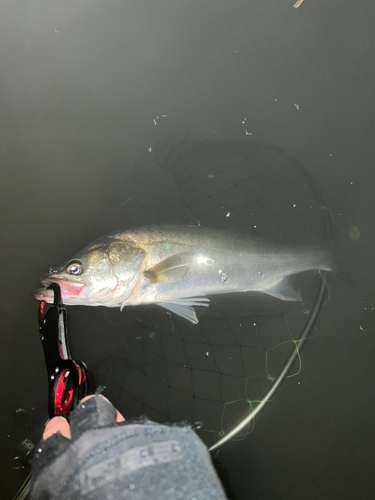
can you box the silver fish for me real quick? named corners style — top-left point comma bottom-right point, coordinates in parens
top-left (34, 225), bottom-right (334, 324)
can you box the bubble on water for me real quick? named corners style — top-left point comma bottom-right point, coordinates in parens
top-left (359, 326), bottom-right (365, 332)
top-left (221, 272), bottom-right (228, 283)
top-left (192, 421), bottom-right (203, 430)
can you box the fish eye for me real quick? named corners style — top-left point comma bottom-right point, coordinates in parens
top-left (67, 261), bottom-right (84, 276)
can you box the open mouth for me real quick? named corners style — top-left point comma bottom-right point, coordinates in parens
top-left (34, 277), bottom-right (85, 303)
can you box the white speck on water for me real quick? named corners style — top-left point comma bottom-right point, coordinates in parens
top-left (293, 204), bottom-right (297, 208)
top-left (218, 269), bottom-right (222, 274)
top-left (152, 114), bottom-right (168, 126)
top-left (254, 225), bottom-right (257, 228)
top-left (149, 332), bottom-right (156, 338)
top-left (298, 382), bottom-right (301, 385)
top-left (239, 324), bottom-right (242, 327)
top-left (273, 98), bottom-right (278, 102)
top-left (7, 434), bottom-right (10, 438)
top-left (258, 271), bottom-right (262, 275)
top-left (350, 181), bottom-right (354, 185)
top-left (294, 103), bottom-right (300, 111)
top-left (50, 375), bottom-right (54, 381)
top-left (329, 153), bottom-right (333, 156)
top-left (54, 29), bottom-right (59, 33)
top-left (207, 174), bottom-right (215, 178)
top-left (81, 404), bottom-right (85, 409)
top-left (359, 326), bottom-right (365, 332)
top-left (148, 148), bottom-right (152, 153)
top-left (129, 484), bottom-right (135, 490)
top-left (205, 352), bottom-right (209, 357)
top-left (55, 367), bottom-right (59, 373)
top-left (136, 336), bottom-right (142, 340)
top-left (226, 212), bottom-right (230, 217)
top-left (234, 50), bottom-right (239, 53)
top-left (37, 448), bottom-right (42, 453)
top-left (242, 117), bottom-right (247, 124)
top-left (253, 322), bottom-right (257, 326)
top-left (245, 130), bottom-right (253, 135)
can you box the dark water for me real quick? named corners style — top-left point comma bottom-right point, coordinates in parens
top-left (1, 1), bottom-right (374, 498)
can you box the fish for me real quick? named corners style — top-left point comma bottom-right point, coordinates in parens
top-left (34, 225), bottom-right (334, 324)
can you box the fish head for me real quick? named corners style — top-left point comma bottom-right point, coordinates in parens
top-left (34, 236), bottom-right (147, 306)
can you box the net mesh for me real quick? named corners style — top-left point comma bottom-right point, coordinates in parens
top-left (85, 136), bottom-right (328, 447)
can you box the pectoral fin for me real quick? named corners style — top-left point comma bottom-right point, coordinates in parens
top-left (144, 252), bottom-right (195, 284)
top-left (156, 296), bottom-right (210, 324)
top-left (262, 277), bottom-right (302, 302)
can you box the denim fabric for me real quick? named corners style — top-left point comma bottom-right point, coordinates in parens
top-left (31, 395), bottom-right (227, 499)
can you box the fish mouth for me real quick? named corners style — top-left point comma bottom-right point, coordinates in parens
top-left (34, 277), bottom-right (85, 303)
